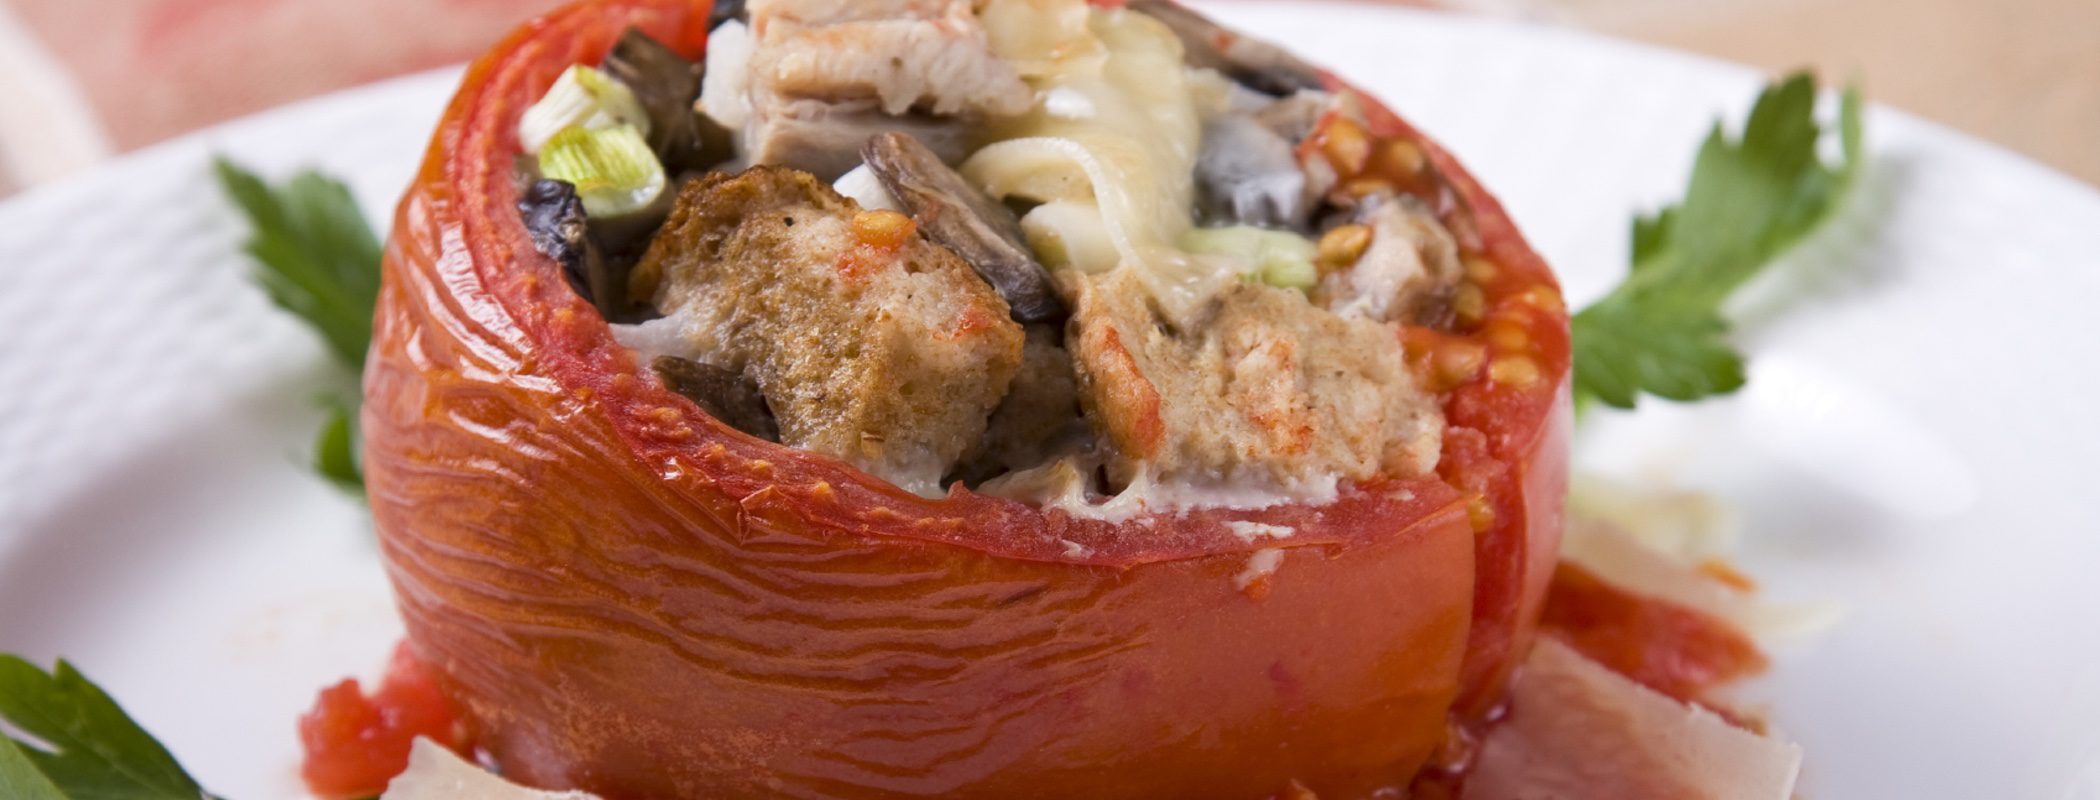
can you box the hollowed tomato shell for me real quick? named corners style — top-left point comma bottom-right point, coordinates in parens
top-left (362, 1), bottom-right (1569, 797)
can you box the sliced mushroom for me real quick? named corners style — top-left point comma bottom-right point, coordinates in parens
top-left (1128, 0), bottom-right (1325, 97)
top-left (650, 355), bottom-right (779, 441)
top-left (1195, 113), bottom-right (1311, 229)
top-left (862, 131), bottom-right (1066, 323)
top-left (709, 0), bottom-right (747, 30)
top-left (601, 28), bottom-right (733, 172)
top-left (519, 178), bottom-right (624, 319)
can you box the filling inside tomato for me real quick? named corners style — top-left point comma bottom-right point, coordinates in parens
top-left (506, 0), bottom-right (1565, 517)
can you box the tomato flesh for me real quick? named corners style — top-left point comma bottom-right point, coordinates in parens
top-left (299, 643), bottom-right (473, 799)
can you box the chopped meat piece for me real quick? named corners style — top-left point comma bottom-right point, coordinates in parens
top-left (1315, 194), bottom-right (1462, 325)
top-left (720, 0), bottom-right (1033, 179)
top-left (743, 98), bottom-right (976, 182)
top-left (636, 167), bottom-right (1024, 495)
top-left (953, 324), bottom-right (1085, 482)
top-left (1068, 268), bottom-right (1442, 486)
top-left (749, 0), bottom-right (1033, 117)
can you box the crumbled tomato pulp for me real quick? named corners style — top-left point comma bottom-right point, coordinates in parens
top-left (1537, 562), bottom-right (1767, 704)
top-left (299, 642), bottom-right (474, 799)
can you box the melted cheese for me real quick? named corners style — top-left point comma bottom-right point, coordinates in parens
top-left (963, 1), bottom-right (1227, 323)
top-left (1233, 548), bottom-right (1286, 591)
top-left (979, 0), bottom-right (1104, 78)
top-left (979, 456), bottom-right (1340, 523)
top-left (1226, 520), bottom-right (1295, 543)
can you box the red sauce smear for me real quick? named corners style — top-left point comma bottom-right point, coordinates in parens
top-left (1410, 561), bottom-right (1768, 797)
top-left (1537, 562), bottom-right (1767, 704)
top-left (299, 642), bottom-right (475, 799)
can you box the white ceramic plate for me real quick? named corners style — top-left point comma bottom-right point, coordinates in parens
top-left (3, 3), bottom-right (2097, 798)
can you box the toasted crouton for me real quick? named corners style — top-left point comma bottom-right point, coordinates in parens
top-left (1068, 268), bottom-right (1442, 486)
top-left (637, 166), bottom-right (1024, 495)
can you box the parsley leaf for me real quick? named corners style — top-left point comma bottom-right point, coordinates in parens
top-left (0, 656), bottom-right (222, 799)
top-left (1572, 72), bottom-right (1863, 409)
top-left (213, 158), bottom-right (383, 490)
top-left (0, 739), bottom-right (69, 800)
top-left (314, 396), bottom-right (365, 491)
top-left (212, 158), bottom-right (382, 370)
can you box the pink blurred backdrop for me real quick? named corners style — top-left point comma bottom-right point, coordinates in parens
top-left (9, 0), bottom-right (566, 152)
top-left (0, 0), bottom-right (2092, 192)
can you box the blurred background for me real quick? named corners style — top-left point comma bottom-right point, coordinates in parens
top-left (0, 0), bottom-right (2092, 194)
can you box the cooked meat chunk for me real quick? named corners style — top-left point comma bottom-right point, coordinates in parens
top-left (749, 0), bottom-right (1032, 117)
top-left (954, 324), bottom-right (1084, 482)
top-left (1315, 195), bottom-right (1462, 325)
top-left (1068, 268), bottom-right (1442, 486)
top-left (745, 98), bottom-right (976, 184)
top-left (636, 167), bottom-right (1024, 495)
top-left (710, 0), bottom-right (1033, 179)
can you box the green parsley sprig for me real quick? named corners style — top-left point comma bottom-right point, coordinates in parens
top-left (0, 656), bottom-right (222, 799)
top-left (212, 158), bottom-right (383, 491)
top-left (1572, 72), bottom-right (1864, 409)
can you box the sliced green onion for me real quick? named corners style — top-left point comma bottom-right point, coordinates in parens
top-left (1179, 225), bottom-right (1319, 291)
top-left (538, 124), bottom-right (666, 218)
top-left (518, 65), bottom-right (651, 154)
top-left (1258, 253), bottom-right (1319, 290)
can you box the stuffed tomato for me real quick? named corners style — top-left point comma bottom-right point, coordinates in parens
top-left (363, 0), bottom-right (1569, 797)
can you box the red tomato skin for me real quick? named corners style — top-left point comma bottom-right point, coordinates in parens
top-left (1334, 76), bottom-right (1575, 724)
top-left (355, 1), bottom-right (1569, 797)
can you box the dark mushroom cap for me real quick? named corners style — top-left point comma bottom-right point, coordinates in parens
top-left (862, 131), bottom-right (1067, 323)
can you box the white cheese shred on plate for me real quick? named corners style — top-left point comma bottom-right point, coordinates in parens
top-left (383, 738), bottom-right (604, 800)
top-left (1565, 474), bottom-right (1845, 642)
top-left (1465, 639), bottom-right (1803, 800)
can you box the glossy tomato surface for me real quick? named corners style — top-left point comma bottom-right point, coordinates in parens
top-left (362, 1), bottom-right (1568, 797)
